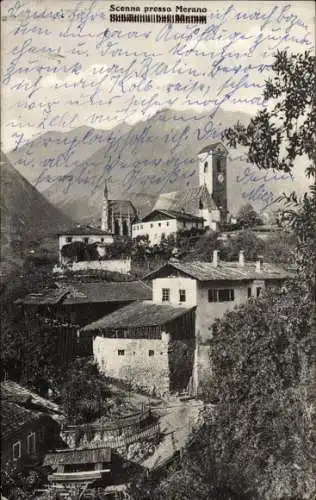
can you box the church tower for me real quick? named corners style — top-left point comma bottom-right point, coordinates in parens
top-left (197, 142), bottom-right (228, 223)
top-left (101, 179), bottom-right (109, 231)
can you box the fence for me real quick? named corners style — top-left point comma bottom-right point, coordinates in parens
top-left (61, 420), bottom-right (160, 451)
top-left (63, 409), bottom-right (151, 433)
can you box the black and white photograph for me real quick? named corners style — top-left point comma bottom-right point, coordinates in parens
top-left (1, 1), bottom-right (315, 498)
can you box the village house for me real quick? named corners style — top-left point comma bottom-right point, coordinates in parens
top-left (144, 251), bottom-right (294, 393)
top-left (16, 281), bottom-right (152, 357)
top-left (81, 301), bottom-right (196, 396)
top-left (43, 447), bottom-right (112, 489)
top-left (81, 252), bottom-right (293, 396)
top-left (152, 142), bottom-right (228, 231)
top-left (57, 225), bottom-right (114, 265)
top-left (1, 381), bottom-right (63, 469)
top-left (131, 208), bottom-right (204, 245)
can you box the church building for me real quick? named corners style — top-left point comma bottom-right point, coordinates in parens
top-left (101, 180), bottom-right (137, 237)
top-left (132, 142), bottom-right (228, 243)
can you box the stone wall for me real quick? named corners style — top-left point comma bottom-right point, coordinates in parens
top-left (53, 259), bottom-right (131, 275)
top-left (93, 332), bottom-right (170, 396)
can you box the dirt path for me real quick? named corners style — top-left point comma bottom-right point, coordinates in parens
top-left (142, 398), bottom-right (203, 471)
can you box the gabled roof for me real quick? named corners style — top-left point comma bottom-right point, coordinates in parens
top-left (15, 288), bottom-right (69, 306)
top-left (144, 260), bottom-right (295, 282)
top-left (62, 281), bottom-right (152, 304)
top-left (16, 281), bottom-right (152, 306)
top-left (1, 401), bottom-right (42, 439)
top-left (154, 184), bottom-right (218, 215)
top-left (57, 225), bottom-right (113, 236)
top-left (44, 447), bottom-right (111, 466)
top-left (81, 301), bottom-right (193, 332)
top-left (1, 381), bottom-right (62, 417)
top-left (140, 209), bottom-right (204, 223)
top-left (197, 142), bottom-right (228, 155)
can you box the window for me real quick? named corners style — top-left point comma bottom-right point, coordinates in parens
top-left (166, 222), bottom-right (169, 226)
top-left (12, 441), bottom-right (21, 460)
top-left (256, 287), bottom-right (262, 297)
top-left (179, 289), bottom-right (186, 302)
top-left (100, 237), bottom-right (104, 242)
top-left (149, 350), bottom-right (155, 357)
top-left (162, 288), bottom-right (170, 302)
top-left (216, 158), bottom-right (222, 172)
top-left (150, 223), bottom-right (154, 228)
top-left (118, 349), bottom-right (125, 356)
top-left (140, 225), bottom-right (144, 229)
top-left (66, 237), bottom-right (72, 243)
top-left (158, 222), bottom-right (161, 227)
top-left (204, 161), bottom-right (208, 172)
top-left (199, 199), bottom-right (204, 209)
top-left (83, 237), bottom-right (89, 243)
top-left (27, 432), bottom-right (36, 456)
top-left (208, 289), bottom-right (234, 302)
top-left (248, 287), bottom-right (252, 298)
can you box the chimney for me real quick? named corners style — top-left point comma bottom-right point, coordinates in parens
top-left (256, 255), bottom-right (264, 272)
top-left (213, 249), bottom-right (219, 267)
top-left (239, 250), bottom-right (245, 267)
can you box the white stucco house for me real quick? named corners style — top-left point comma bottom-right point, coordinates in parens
top-left (132, 209), bottom-right (204, 245)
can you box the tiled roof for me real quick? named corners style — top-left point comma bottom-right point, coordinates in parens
top-left (1, 381), bottom-right (62, 416)
top-left (1, 401), bottom-right (42, 439)
top-left (144, 260), bottom-right (295, 282)
top-left (197, 142), bottom-right (228, 155)
top-left (44, 447), bottom-right (111, 466)
top-left (81, 301), bottom-right (193, 331)
top-left (15, 288), bottom-right (69, 306)
top-left (141, 209), bottom-right (204, 223)
top-left (57, 225), bottom-right (113, 236)
top-left (154, 184), bottom-right (218, 215)
top-left (16, 281), bottom-right (152, 306)
top-left (62, 281), bottom-right (152, 304)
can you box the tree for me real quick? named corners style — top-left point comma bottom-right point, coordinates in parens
top-left (223, 50), bottom-right (316, 278)
top-left (220, 230), bottom-right (265, 262)
top-left (61, 241), bottom-right (99, 262)
top-left (207, 282), bottom-right (314, 498)
top-left (236, 204), bottom-right (263, 228)
top-left (61, 359), bottom-right (109, 424)
top-left (263, 231), bottom-right (297, 264)
top-left (215, 49), bottom-right (316, 497)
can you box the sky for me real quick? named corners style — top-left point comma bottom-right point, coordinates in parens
top-left (1, 0), bottom-right (315, 152)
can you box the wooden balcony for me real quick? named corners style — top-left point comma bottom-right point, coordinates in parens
top-left (48, 468), bottom-right (110, 483)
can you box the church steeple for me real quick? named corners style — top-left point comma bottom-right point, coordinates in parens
top-left (101, 178), bottom-right (109, 231)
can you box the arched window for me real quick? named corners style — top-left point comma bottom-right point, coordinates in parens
top-left (204, 161), bottom-right (208, 173)
top-left (199, 199), bottom-right (204, 209)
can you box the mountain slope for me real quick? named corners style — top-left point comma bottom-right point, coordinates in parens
top-left (1, 152), bottom-right (72, 275)
top-left (7, 108), bottom-right (308, 223)
top-left (7, 123), bottom-right (131, 191)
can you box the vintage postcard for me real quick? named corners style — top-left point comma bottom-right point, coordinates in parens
top-left (1, 1), bottom-right (315, 498)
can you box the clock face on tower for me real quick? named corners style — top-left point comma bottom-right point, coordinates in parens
top-left (217, 173), bottom-right (224, 184)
